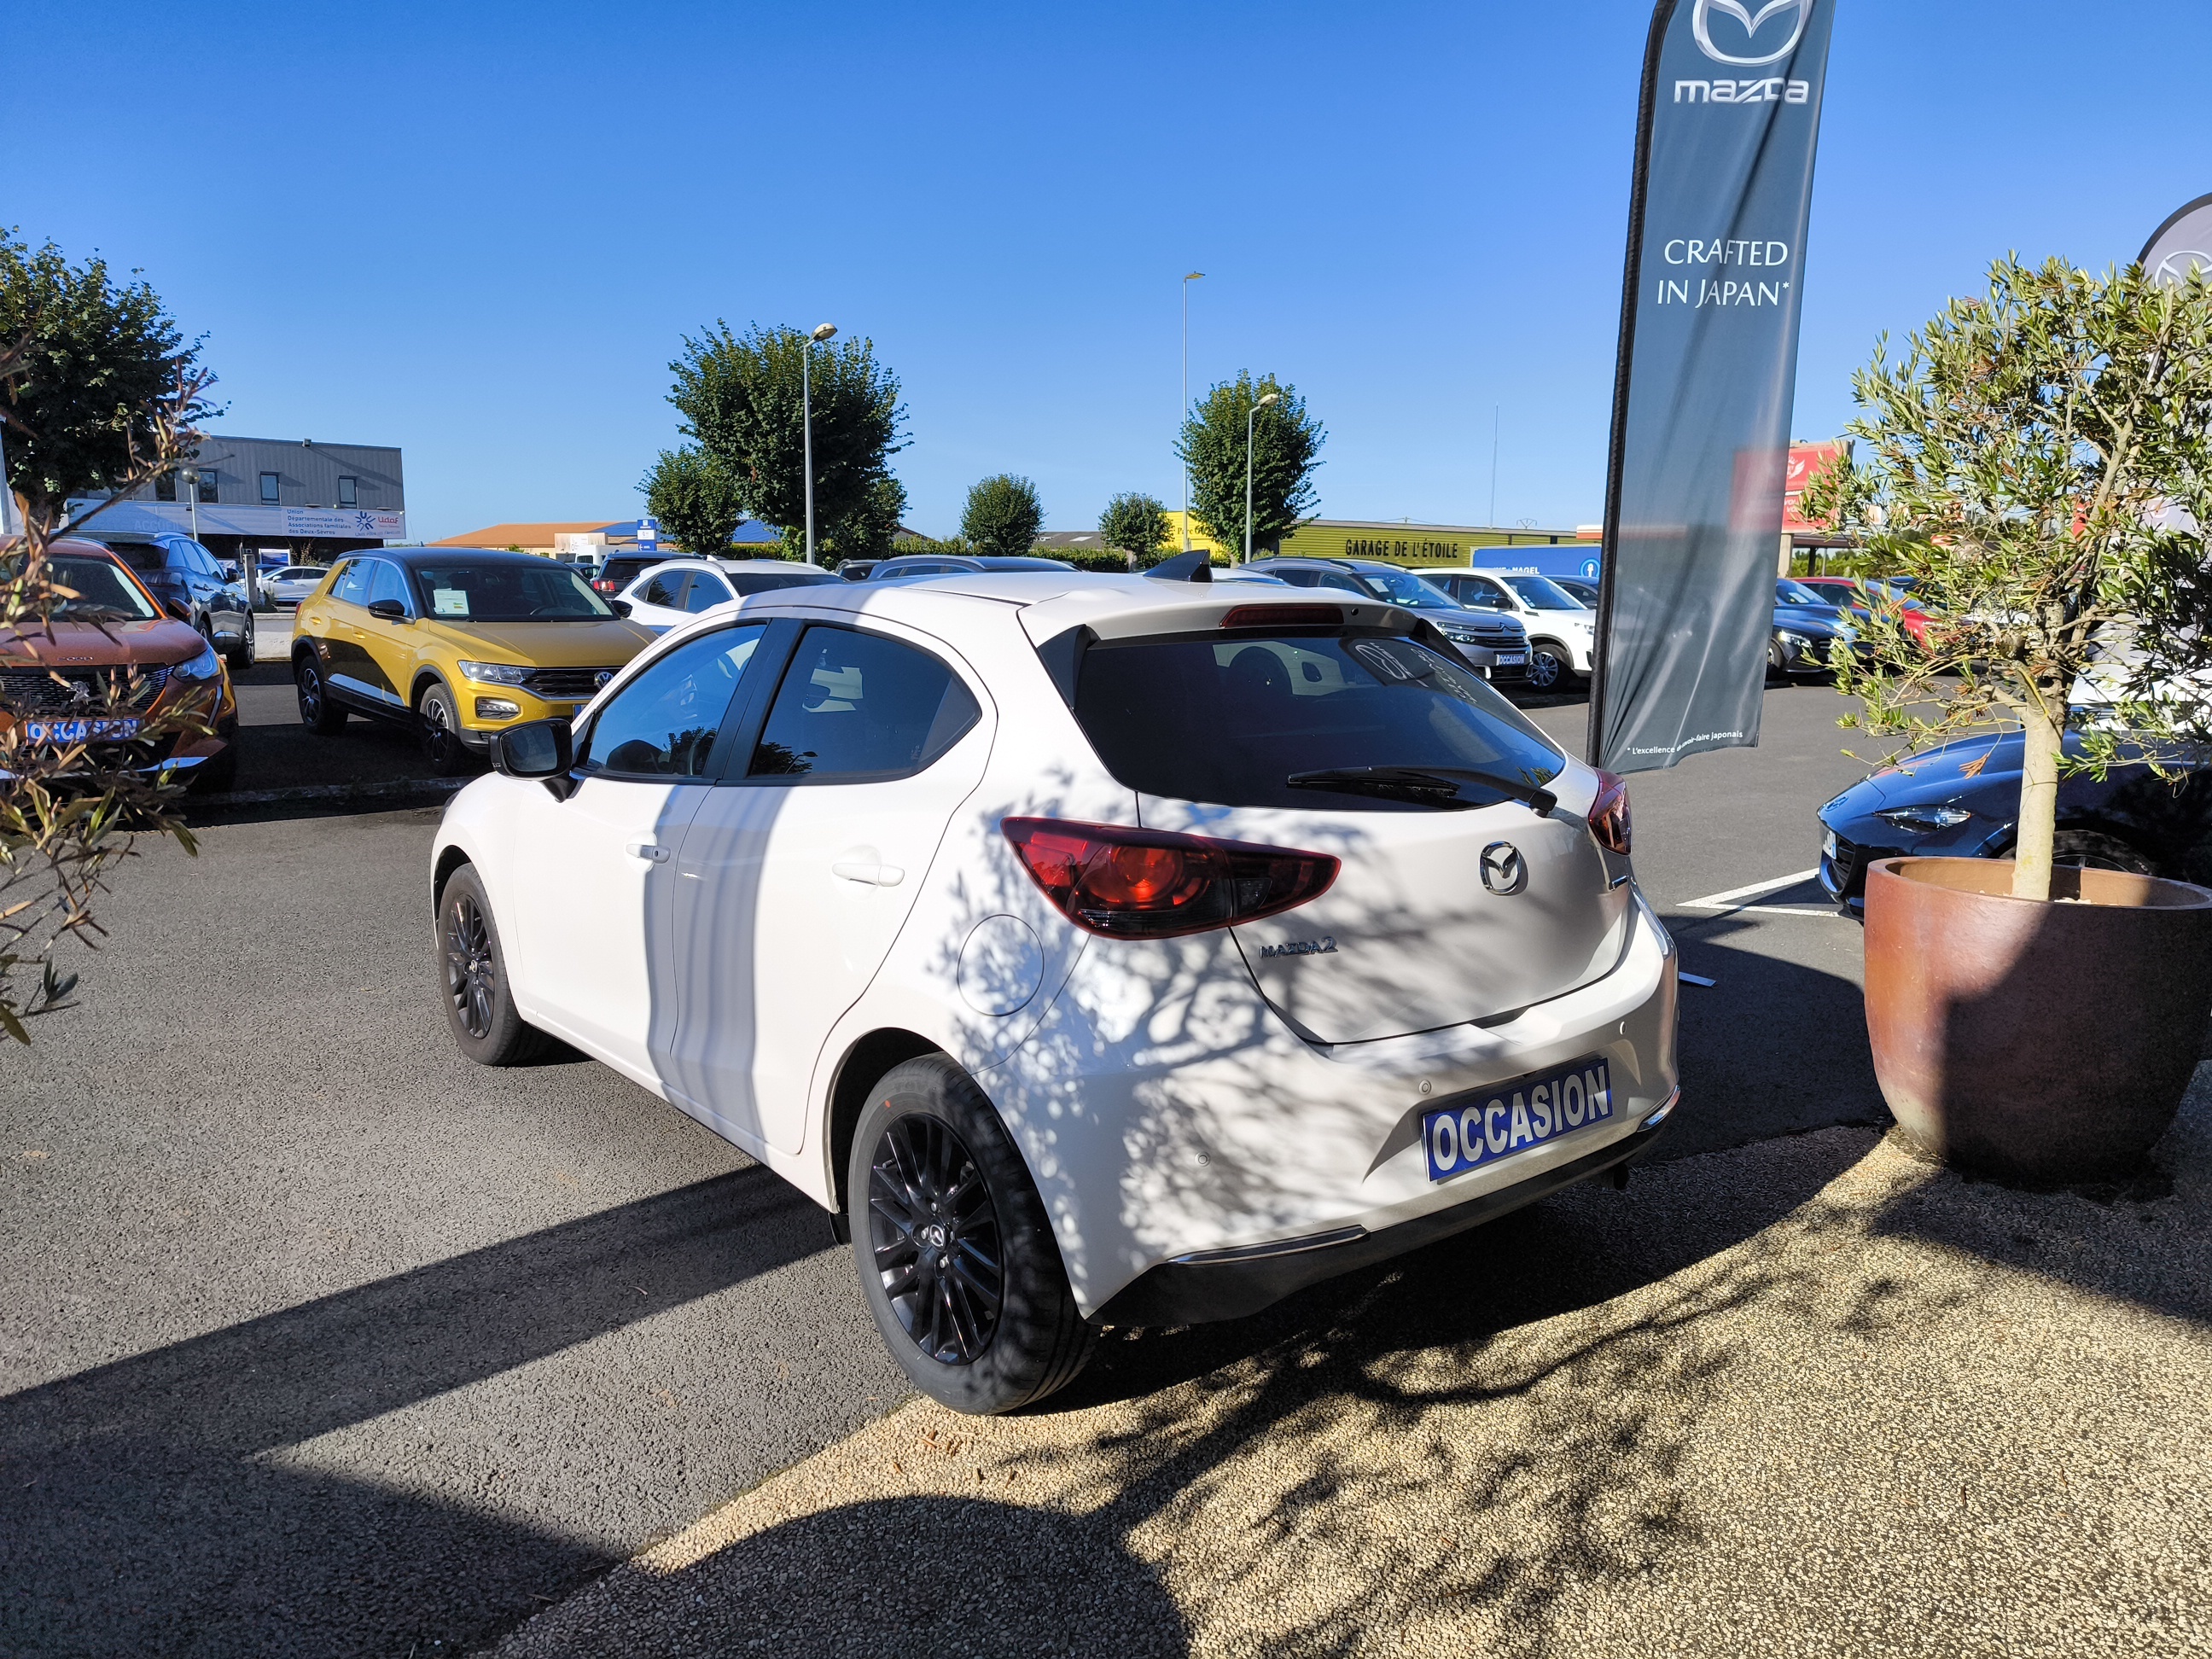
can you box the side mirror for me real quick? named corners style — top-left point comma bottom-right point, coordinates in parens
top-left (366, 597), bottom-right (410, 621)
top-left (492, 719), bottom-right (573, 781)
top-left (608, 598), bottom-right (632, 618)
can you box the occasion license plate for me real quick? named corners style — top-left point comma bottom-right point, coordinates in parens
top-left (1422, 1056), bottom-right (1616, 1183)
top-left (1494, 652), bottom-right (1527, 666)
top-left (22, 716), bottom-right (141, 745)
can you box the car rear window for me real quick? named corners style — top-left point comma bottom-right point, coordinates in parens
top-left (1070, 628), bottom-right (1563, 812)
top-left (598, 557), bottom-right (656, 589)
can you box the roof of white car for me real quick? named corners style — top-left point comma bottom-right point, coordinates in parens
top-left (722, 569), bottom-right (1424, 645)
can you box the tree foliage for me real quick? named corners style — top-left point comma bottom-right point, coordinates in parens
top-left (1179, 372), bottom-right (1324, 558)
top-left (0, 232), bottom-right (218, 528)
top-left (0, 239), bottom-right (211, 1044)
top-left (1802, 255), bottom-right (2212, 901)
top-left (639, 445), bottom-right (742, 556)
top-left (667, 323), bottom-right (905, 558)
top-left (1097, 491), bottom-right (1169, 568)
top-left (823, 473), bottom-right (909, 568)
top-left (959, 474), bottom-right (1044, 558)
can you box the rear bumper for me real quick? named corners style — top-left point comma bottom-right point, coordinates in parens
top-left (1094, 1088), bottom-right (1678, 1325)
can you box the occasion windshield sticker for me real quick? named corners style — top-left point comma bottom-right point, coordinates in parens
top-left (1422, 1057), bottom-right (1615, 1183)
top-left (432, 589), bottom-right (469, 616)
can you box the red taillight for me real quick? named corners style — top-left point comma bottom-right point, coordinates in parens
top-left (1220, 604), bottom-right (1342, 630)
top-left (1002, 818), bottom-right (1338, 940)
top-left (592, 579), bottom-right (618, 593)
top-left (1587, 769), bottom-right (1631, 856)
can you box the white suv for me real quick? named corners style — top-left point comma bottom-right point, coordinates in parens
top-left (431, 570), bottom-right (1679, 1412)
top-left (1422, 568), bottom-right (1598, 691)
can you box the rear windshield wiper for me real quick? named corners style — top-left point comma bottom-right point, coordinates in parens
top-left (1287, 765), bottom-right (1557, 816)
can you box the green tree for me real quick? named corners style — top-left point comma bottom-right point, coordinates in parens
top-left (959, 474), bottom-right (1044, 558)
top-left (0, 236), bottom-right (213, 1043)
top-left (639, 445), bottom-right (742, 556)
top-left (1178, 371), bottom-right (1324, 559)
top-left (0, 232), bottom-right (218, 531)
top-left (1803, 255), bottom-right (2212, 901)
top-left (1097, 491), bottom-right (1169, 568)
top-left (667, 323), bottom-right (905, 559)
top-left (822, 474), bottom-right (909, 568)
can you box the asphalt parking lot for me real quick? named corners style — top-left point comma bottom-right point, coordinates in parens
top-left (3, 674), bottom-right (1887, 1656)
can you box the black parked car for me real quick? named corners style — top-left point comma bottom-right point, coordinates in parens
top-left (1243, 556), bottom-right (1531, 681)
top-left (1816, 731), bottom-right (2212, 916)
top-left (90, 534), bottom-right (254, 671)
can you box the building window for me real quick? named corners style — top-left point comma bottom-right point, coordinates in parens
top-left (155, 473), bottom-right (177, 501)
top-left (337, 477), bottom-right (358, 507)
top-left (196, 470), bottom-right (218, 504)
top-left (260, 472), bottom-right (281, 504)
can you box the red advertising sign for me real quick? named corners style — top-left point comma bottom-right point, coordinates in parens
top-left (1781, 439), bottom-right (1849, 533)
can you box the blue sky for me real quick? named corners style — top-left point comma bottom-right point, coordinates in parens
top-left (9, 0), bottom-right (2206, 541)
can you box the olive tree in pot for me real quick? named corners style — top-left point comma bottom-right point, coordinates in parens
top-left (1805, 256), bottom-right (2212, 1183)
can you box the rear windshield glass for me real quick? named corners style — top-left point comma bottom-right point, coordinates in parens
top-left (408, 562), bottom-right (612, 621)
top-left (104, 544), bottom-right (165, 574)
top-left (1073, 630), bottom-right (1563, 812)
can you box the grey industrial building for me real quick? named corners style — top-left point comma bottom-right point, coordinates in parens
top-left (65, 434), bottom-right (405, 564)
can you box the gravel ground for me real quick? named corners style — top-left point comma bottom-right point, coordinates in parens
top-left (488, 1066), bottom-right (2212, 1659)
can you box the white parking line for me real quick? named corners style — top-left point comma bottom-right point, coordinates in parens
top-left (1677, 868), bottom-right (1842, 918)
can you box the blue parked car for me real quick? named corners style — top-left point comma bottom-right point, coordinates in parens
top-left (1816, 731), bottom-right (2212, 916)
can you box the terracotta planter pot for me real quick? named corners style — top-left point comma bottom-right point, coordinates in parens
top-left (1863, 856), bottom-right (2212, 1184)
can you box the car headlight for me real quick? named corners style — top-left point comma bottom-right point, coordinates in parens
top-left (174, 641), bottom-right (223, 681)
top-left (1778, 631), bottom-right (1811, 650)
top-left (1442, 628), bottom-right (1486, 644)
top-left (1875, 805), bottom-right (1972, 833)
top-left (457, 660), bottom-right (533, 686)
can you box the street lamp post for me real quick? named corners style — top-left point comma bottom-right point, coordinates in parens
top-left (1243, 391), bottom-right (1280, 564)
top-left (1180, 271), bottom-right (1203, 550)
top-left (803, 322), bottom-right (838, 566)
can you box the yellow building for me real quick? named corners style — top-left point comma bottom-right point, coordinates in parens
top-left (1163, 513), bottom-right (1585, 568)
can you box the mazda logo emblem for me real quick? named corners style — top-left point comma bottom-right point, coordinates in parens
top-left (1692, 0), bottom-right (1808, 66)
top-left (1480, 841), bottom-right (1527, 896)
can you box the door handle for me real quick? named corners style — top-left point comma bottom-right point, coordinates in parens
top-left (624, 841), bottom-right (670, 864)
top-left (832, 860), bottom-right (905, 888)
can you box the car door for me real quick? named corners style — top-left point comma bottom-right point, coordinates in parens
top-left (663, 620), bottom-right (992, 1155)
top-left (313, 557), bottom-right (393, 711)
top-left (504, 621), bottom-right (774, 1079)
top-left (349, 558), bottom-right (419, 711)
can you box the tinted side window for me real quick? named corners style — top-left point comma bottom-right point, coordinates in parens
top-left (579, 625), bottom-right (769, 777)
top-left (640, 571), bottom-right (689, 608)
top-left (1269, 568), bottom-right (1319, 587)
top-left (188, 541), bottom-right (224, 577)
top-left (365, 561), bottom-right (411, 612)
top-left (748, 626), bottom-right (981, 781)
top-left (683, 573), bottom-right (732, 612)
top-left (330, 560), bottom-right (375, 606)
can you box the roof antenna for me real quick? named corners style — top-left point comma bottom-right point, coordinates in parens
top-left (1144, 549), bottom-right (1213, 584)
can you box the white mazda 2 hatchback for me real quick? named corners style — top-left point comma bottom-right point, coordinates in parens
top-left (431, 570), bottom-right (1679, 1413)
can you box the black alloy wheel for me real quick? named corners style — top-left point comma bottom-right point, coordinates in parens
top-left (294, 650), bottom-right (346, 733)
top-left (847, 1056), bottom-right (1094, 1412)
top-left (2050, 830), bottom-right (2157, 876)
top-left (224, 614), bottom-right (253, 672)
top-left (435, 864), bottom-right (550, 1065)
top-left (869, 1113), bottom-right (1005, 1365)
top-left (445, 886), bottom-right (498, 1041)
top-left (417, 682), bottom-right (474, 777)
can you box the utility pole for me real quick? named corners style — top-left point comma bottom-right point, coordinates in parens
top-left (803, 323), bottom-right (838, 566)
top-left (1180, 272), bottom-right (1204, 550)
top-left (1243, 392), bottom-right (1279, 564)
top-left (1489, 405), bottom-right (1500, 526)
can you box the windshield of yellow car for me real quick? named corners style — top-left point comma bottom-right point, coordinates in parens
top-left (409, 562), bottom-right (614, 622)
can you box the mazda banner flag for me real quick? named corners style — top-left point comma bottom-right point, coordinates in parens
top-left (1587, 0), bottom-right (1838, 774)
top-left (2142, 194), bottom-right (2212, 287)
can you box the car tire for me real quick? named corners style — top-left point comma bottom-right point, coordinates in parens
top-left (416, 680), bottom-right (475, 777)
top-left (294, 650), bottom-right (347, 733)
top-left (2051, 830), bottom-right (2157, 876)
top-left (1526, 640), bottom-right (1573, 691)
top-left (437, 864), bottom-right (553, 1066)
top-left (847, 1055), bottom-right (1094, 1414)
top-left (224, 615), bottom-right (253, 672)
top-left (1767, 637), bottom-right (1787, 677)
